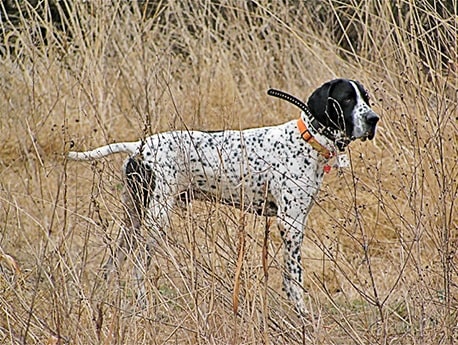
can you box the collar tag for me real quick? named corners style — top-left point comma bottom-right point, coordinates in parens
top-left (336, 153), bottom-right (350, 168)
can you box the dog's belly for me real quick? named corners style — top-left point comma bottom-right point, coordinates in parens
top-left (179, 182), bottom-right (279, 217)
top-left (176, 160), bottom-right (278, 216)
top-left (217, 194), bottom-right (278, 216)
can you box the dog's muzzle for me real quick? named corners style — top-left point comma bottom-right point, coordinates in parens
top-left (363, 110), bottom-right (380, 140)
top-left (366, 111), bottom-right (380, 140)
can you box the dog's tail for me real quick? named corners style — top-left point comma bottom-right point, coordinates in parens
top-left (68, 142), bottom-right (140, 161)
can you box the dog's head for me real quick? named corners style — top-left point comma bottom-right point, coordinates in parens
top-left (307, 79), bottom-right (379, 146)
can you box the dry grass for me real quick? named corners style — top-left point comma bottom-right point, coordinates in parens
top-left (0, 1), bottom-right (457, 344)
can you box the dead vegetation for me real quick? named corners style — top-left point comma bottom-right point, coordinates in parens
top-left (0, 1), bottom-right (457, 344)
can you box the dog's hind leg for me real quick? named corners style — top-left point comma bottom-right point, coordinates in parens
top-left (104, 156), bottom-right (155, 302)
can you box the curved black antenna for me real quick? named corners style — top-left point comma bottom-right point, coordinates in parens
top-left (267, 88), bottom-right (309, 113)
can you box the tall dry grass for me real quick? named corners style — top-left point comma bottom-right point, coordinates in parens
top-left (0, 1), bottom-right (456, 344)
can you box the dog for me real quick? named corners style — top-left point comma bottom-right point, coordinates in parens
top-left (67, 78), bottom-right (379, 315)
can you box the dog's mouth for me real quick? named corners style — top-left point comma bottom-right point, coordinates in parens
top-left (356, 131), bottom-right (375, 142)
top-left (349, 125), bottom-right (377, 142)
top-left (363, 125), bottom-right (377, 141)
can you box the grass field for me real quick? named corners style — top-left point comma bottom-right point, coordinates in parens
top-left (0, 1), bottom-right (457, 344)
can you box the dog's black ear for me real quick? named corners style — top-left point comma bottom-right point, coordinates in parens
top-left (307, 81), bottom-right (332, 124)
top-left (307, 80), bottom-right (343, 129)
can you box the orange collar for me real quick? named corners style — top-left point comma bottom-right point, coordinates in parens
top-left (297, 118), bottom-right (334, 159)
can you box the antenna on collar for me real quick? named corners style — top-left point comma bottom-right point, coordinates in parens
top-left (267, 89), bottom-right (310, 115)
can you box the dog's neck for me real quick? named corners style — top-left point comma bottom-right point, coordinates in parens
top-left (298, 111), bottom-right (339, 159)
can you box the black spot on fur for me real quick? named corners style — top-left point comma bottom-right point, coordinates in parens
top-left (125, 157), bottom-right (155, 215)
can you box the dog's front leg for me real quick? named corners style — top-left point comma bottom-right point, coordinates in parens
top-left (277, 210), bottom-right (309, 316)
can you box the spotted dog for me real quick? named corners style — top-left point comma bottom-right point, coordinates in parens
top-left (68, 78), bottom-right (379, 315)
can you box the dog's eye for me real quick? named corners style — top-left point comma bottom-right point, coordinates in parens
top-left (342, 98), bottom-right (352, 105)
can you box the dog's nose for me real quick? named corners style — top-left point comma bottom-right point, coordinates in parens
top-left (365, 111), bottom-right (380, 125)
